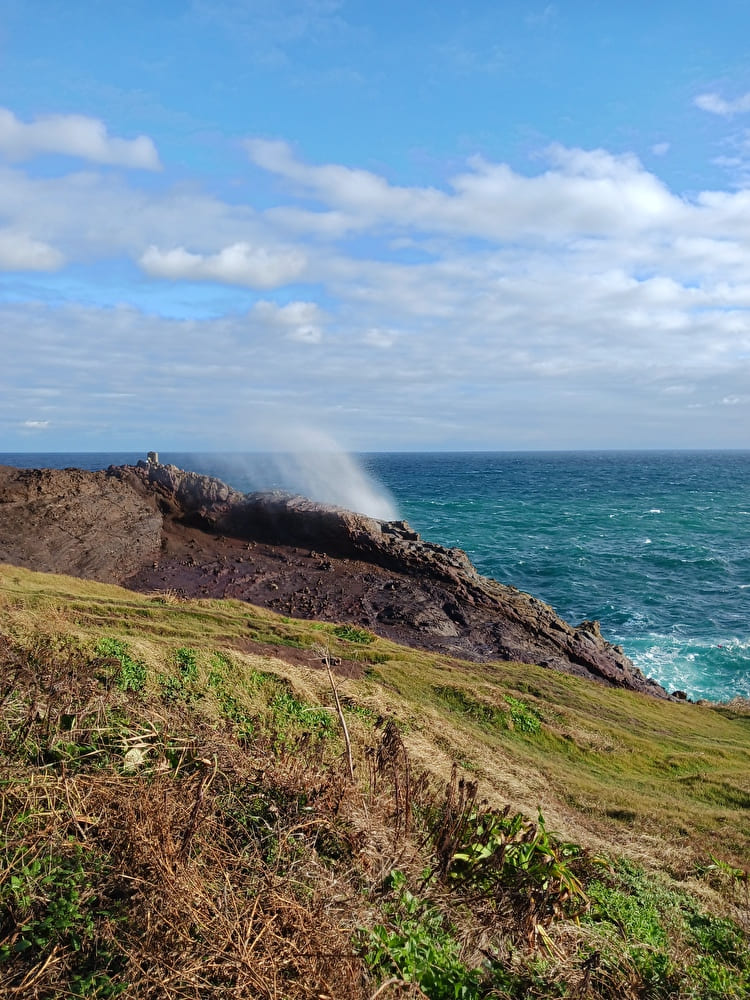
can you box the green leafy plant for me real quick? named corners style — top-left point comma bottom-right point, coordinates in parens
top-left (585, 859), bottom-right (750, 998)
top-left (0, 845), bottom-right (123, 982)
top-left (505, 696), bottom-right (542, 734)
top-left (269, 690), bottom-right (334, 746)
top-left (448, 808), bottom-right (585, 918)
top-left (160, 646), bottom-right (200, 702)
top-left (174, 646), bottom-right (198, 682)
top-left (95, 637), bottom-right (146, 692)
top-left (360, 871), bottom-right (482, 1000)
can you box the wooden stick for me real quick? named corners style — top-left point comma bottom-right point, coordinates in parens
top-left (325, 650), bottom-right (355, 782)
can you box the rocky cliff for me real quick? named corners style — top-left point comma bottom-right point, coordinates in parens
top-left (0, 465), bottom-right (162, 581)
top-left (0, 459), bottom-right (669, 697)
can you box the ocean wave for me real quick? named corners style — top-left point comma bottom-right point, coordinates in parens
top-left (626, 634), bottom-right (750, 702)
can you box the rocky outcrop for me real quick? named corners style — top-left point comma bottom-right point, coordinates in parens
top-left (0, 459), bottom-right (669, 698)
top-left (109, 459), bottom-right (243, 528)
top-left (0, 465), bottom-right (162, 582)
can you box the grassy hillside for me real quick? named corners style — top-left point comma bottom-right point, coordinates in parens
top-left (1, 564), bottom-right (748, 998)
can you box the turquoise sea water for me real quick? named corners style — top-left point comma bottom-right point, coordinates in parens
top-left (2, 450), bottom-right (749, 703)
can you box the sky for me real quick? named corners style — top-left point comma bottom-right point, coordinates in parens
top-left (2, 0), bottom-right (750, 452)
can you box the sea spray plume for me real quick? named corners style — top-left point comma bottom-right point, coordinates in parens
top-left (260, 426), bottom-right (399, 520)
top-left (184, 427), bottom-right (399, 520)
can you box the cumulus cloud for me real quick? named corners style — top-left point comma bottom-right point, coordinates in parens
top-left (0, 164), bottom-right (277, 265)
top-left (250, 300), bottom-right (324, 342)
top-left (0, 229), bottom-right (64, 270)
top-left (0, 108), bottom-right (160, 169)
top-left (694, 92), bottom-right (750, 117)
top-left (246, 138), bottom-right (684, 240)
top-left (139, 242), bottom-right (307, 289)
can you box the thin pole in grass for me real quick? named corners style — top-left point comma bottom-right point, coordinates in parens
top-left (323, 647), bottom-right (355, 783)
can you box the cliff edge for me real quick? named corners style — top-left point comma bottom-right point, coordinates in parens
top-left (0, 460), bottom-right (668, 697)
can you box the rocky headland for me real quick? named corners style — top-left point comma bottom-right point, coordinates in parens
top-left (0, 458), bottom-right (668, 697)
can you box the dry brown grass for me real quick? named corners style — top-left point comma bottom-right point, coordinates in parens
top-left (0, 628), bottom-right (593, 998)
top-left (0, 643), bottom-right (369, 998)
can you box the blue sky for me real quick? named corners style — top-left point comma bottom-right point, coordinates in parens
top-left (2, 0), bottom-right (750, 451)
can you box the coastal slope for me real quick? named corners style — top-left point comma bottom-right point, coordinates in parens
top-left (0, 460), bottom-right (666, 696)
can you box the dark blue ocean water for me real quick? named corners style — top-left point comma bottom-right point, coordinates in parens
top-left (2, 450), bottom-right (749, 703)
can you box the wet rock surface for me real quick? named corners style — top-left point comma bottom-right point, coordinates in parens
top-left (0, 460), bottom-right (669, 698)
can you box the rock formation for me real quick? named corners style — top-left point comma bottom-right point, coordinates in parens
top-left (0, 465), bottom-right (162, 581)
top-left (0, 459), bottom-right (669, 698)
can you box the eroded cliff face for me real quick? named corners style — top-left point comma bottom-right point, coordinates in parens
top-left (0, 460), bottom-right (669, 697)
top-left (0, 465), bottom-right (162, 582)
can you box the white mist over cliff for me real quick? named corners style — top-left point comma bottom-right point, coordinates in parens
top-left (259, 427), bottom-right (399, 520)
top-left (184, 427), bottom-right (399, 521)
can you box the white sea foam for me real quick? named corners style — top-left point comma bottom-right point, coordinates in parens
top-left (626, 632), bottom-right (750, 701)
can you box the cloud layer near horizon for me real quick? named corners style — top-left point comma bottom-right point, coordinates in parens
top-left (2, 105), bottom-right (750, 449)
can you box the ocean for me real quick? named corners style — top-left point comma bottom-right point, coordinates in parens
top-left (2, 450), bottom-right (748, 703)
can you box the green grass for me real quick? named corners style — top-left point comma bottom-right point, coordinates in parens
top-left (584, 859), bottom-right (750, 998)
top-left (360, 870), bottom-right (483, 999)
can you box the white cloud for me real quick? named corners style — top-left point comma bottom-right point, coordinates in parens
top-left (139, 242), bottom-right (306, 289)
top-left (0, 164), bottom-right (272, 261)
top-left (0, 229), bottom-right (64, 270)
top-left (695, 92), bottom-right (750, 118)
top-left (250, 299), bottom-right (325, 342)
top-left (363, 327), bottom-right (396, 348)
top-left (651, 142), bottom-right (670, 156)
top-left (246, 139), bottom-right (684, 240)
top-left (0, 108), bottom-right (161, 169)
top-left (3, 294), bottom-right (749, 451)
top-left (22, 420), bottom-right (50, 429)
